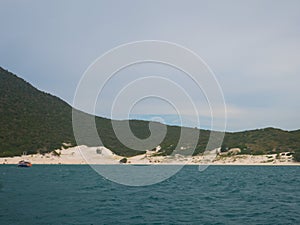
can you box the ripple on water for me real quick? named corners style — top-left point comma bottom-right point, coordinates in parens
top-left (0, 165), bottom-right (299, 224)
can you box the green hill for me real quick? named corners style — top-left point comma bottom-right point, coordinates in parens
top-left (1, 67), bottom-right (300, 160)
top-left (0, 66), bottom-right (184, 157)
top-left (222, 127), bottom-right (300, 155)
top-left (0, 67), bottom-right (75, 156)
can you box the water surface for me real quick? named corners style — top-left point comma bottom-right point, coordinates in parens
top-left (0, 165), bottom-right (299, 224)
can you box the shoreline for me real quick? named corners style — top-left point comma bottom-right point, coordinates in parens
top-left (1, 145), bottom-right (300, 166)
top-left (1, 163), bottom-right (300, 166)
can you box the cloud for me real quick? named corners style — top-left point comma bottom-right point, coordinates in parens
top-left (0, 0), bottom-right (299, 130)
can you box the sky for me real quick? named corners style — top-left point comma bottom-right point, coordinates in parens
top-left (1, 0), bottom-right (300, 131)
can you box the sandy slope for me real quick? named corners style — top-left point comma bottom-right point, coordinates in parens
top-left (1, 145), bottom-right (300, 165)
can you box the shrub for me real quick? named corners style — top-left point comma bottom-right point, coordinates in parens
top-left (119, 158), bottom-right (127, 163)
top-left (293, 151), bottom-right (300, 162)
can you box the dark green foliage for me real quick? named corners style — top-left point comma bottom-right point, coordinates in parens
top-left (1, 67), bottom-right (300, 158)
top-left (119, 158), bottom-right (127, 163)
top-left (293, 150), bottom-right (300, 162)
top-left (0, 67), bottom-right (75, 156)
top-left (221, 128), bottom-right (300, 155)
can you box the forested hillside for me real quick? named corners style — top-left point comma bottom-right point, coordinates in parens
top-left (1, 67), bottom-right (299, 160)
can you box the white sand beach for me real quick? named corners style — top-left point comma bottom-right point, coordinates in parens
top-left (1, 145), bottom-right (300, 166)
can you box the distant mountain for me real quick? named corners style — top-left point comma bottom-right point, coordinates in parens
top-left (1, 67), bottom-right (300, 159)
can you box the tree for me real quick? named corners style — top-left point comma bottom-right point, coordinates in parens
top-left (293, 151), bottom-right (300, 162)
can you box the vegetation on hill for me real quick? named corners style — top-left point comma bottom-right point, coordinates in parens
top-left (222, 128), bottom-right (300, 155)
top-left (293, 151), bottom-right (300, 162)
top-left (0, 67), bottom-right (75, 156)
top-left (1, 66), bottom-right (300, 161)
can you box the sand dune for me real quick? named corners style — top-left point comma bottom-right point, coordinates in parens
top-left (1, 145), bottom-right (299, 165)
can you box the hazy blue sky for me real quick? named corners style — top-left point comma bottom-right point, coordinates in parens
top-left (1, 0), bottom-right (299, 131)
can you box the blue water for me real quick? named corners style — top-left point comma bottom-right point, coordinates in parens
top-left (0, 165), bottom-right (299, 225)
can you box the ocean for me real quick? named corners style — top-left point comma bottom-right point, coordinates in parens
top-left (0, 165), bottom-right (299, 225)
